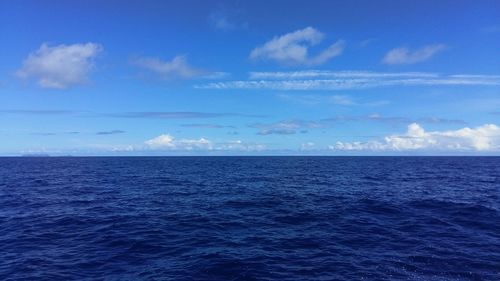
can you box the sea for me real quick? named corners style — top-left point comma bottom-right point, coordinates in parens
top-left (0, 157), bottom-right (499, 280)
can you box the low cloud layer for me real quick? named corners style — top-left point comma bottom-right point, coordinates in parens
top-left (144, 134), bottom-right (265, 151)
top-left (331, 123), bottom-right (500, 152)
top-left (17, 43), bottom-right (102, 89)
top-left (250, 120), bottom-right (321, 135)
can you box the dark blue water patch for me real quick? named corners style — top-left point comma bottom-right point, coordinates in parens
top-left (0, 156), bottom-right (499, 280)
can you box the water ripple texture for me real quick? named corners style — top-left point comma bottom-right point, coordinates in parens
top-left (0, 157), bottom-right (499, 280)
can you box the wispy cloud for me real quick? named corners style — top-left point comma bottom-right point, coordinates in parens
top-left (0, 109), bottom-right (76, 115)
top-left (196, 71), bottom-right (500, 90)
top-left (17, 43), bottom-right (102, 89)
top-left (248, 115), bottom-right (465, 136)
top-left (331, 123), bottom-right (500, 152)
top-left (250, 27), bottom-right (345, 66)
top-left (30, 131), bottom-right (80, 136)
top-left (278, 94), bottom-right (390, 107)
top-left (108, 111), bottom-right (264, 119)
top-left (249, 70), bottom-right (439, 80)
top-left (181, 124), bottom-right (236, 129)
top-left (131, 55), bottom-right (227, 80)
top-left (96, 130), bottom-right (125, 135)
top-left (382, 44), bottom-right (446, 65)
top-left (208, 9), bottom-right (248, 32)
top-left (322, 114), bottom-right (466, 125)
top-left (250, 120), bottom-right (321, 135)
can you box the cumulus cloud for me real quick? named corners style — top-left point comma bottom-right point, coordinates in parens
top-left (145, 134), bottom-right (213, 150)
top-left (131, 55), bottom-right (227, 80)
top-left (250, 27), bottom-right (344, 66)
top-left (144, 134), bottom-right (265, 152)
top-left (331, 123), bottom-right (500, 152)
top-left (17, 43), bottom-right (102, 89)
top-left (322, 114), bottom-right (466, 125)
top-left (382, 44), bottom-right (447, 65)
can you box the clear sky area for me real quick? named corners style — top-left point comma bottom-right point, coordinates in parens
top-left (1, 0), bottom-right (499, 155)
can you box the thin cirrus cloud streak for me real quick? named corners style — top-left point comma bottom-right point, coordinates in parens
top-left (130, 55), bottom-right (228, 80)
top-left (250, 27), bottom-right (345, 66)
top-left (321, 114), bottom-right (466, 125)
top-left (0, 109), bottom-right (77, 115)
top-left (96, 130), bottom-right (125, 135)
top-left (106, 111), bottom-right (265, 119)
top-left (17, 42), bottom-right (102, 89)
top-left (278, 94), bottom-right (390, 107)
top-left (250, 115), bottom-right (466, 136)
top-left (181, 124), bottom-right (236, 129)
top-left (382, 44), bottom-right (447, 65)
top-left (331, 123), bottom-right (500, 152)
top-left (195, 71), bottom-right (500, 90)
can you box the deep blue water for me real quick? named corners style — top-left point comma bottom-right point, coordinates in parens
top-left (0, 157), bottom-right (499, 280)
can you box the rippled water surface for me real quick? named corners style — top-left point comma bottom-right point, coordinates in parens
top-left (0, 157), bottom-right (499, 280)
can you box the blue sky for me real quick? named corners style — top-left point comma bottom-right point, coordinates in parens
top-left (1, 0), bottom-right (500, 155)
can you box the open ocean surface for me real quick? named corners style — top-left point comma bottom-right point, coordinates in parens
top-left (0, 156), bottom-right (499, 281)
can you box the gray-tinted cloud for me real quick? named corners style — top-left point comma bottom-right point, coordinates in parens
top-left (0, 109), bottom-right (76, 115)
top-left (382, 44), bottom-right (446, 65)
top-left (96, 130), bottom-right (125, 135)
top-left (131, 55), bottom-right (227, 80)
top-left (250, 120), bottom-right (321, 135)
top-left (181, 124), bottom-right (236, 129)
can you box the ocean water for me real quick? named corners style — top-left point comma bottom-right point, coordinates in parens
top-left (0, 157), bottom-right (499, 281)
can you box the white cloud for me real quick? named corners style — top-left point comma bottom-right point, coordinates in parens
top-left (131, 55), bottom-right (227, 80)
top-left (144, 134), bottom-right (265, 152)
top-left (145, 134), bottom-right (212, 150)
top-left (215, 140), bottom-right (266, 151)
top-left (17, 42), bottom-right (102, 89)
top-left (250, 27), bottom-right (344, 66)
top-left (382, 44), bottom-right (447, 65)
top-left (301, 142), bottom-right (315, 150)
top-left (196, 71), bottom-right (500, 90)
top-left (249, 70), bottom-right (439, 79)
top-left (331, 123), bottom-right (500, 152)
